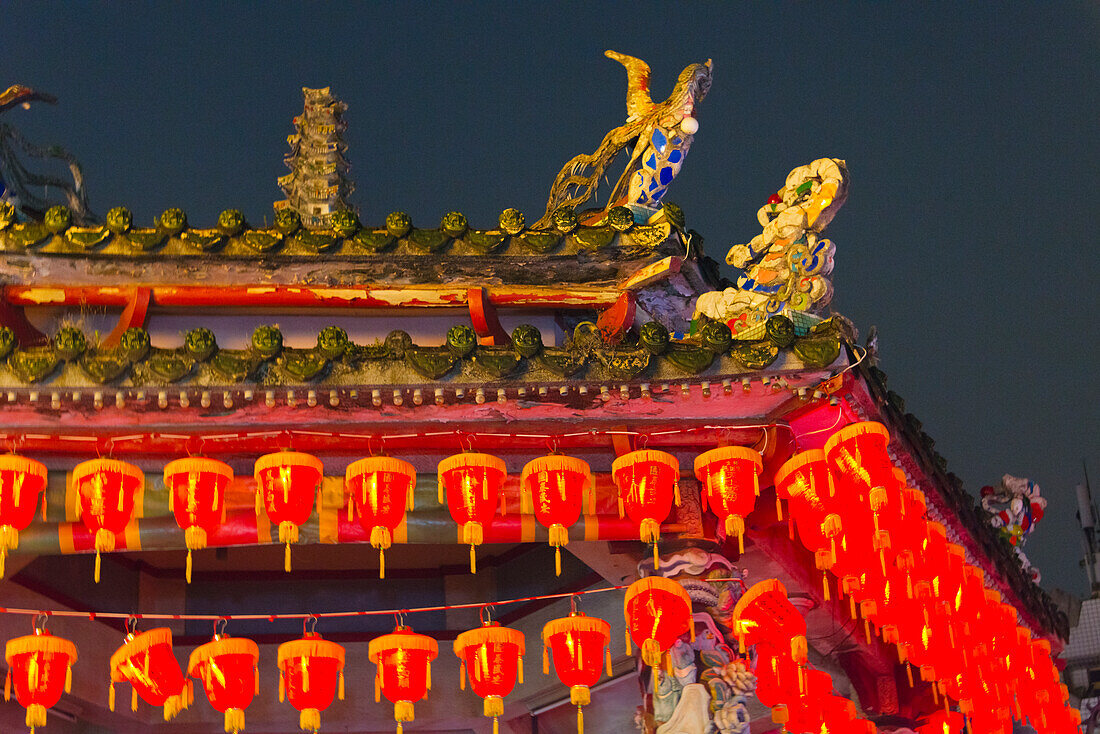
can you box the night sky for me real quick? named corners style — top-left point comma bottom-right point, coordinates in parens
top-left (8, 3), bottom-right (1099, 595)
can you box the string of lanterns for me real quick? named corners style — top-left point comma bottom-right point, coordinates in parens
top-left (0, 577), bottom-right (685, 734)
top-left (1, 440), bottom-right (766, 583)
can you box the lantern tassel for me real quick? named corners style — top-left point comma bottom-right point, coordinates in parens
top-left (673, 481), bottom-right (680, 506)
top-left (279, 521), bottom-right (298, 572)
top-left (485, 695), bottom-right (504, 718)
top-left (625, 627), bottom-right (632, 655)
top-left (822, 573), bottom-right (830, 601)
top-left (186, 549), bottom-right (193, 584)
top-left (555, 545), bottom-right (561, 576)
top-left (338, 670), bottom-right (345, 700)
top-left (224, 707), bottom-right (245, 734)
top-left (459, 660), bottom-right (466, 690)
top-left (300, 708), bottom-right (320, 732)
top-left (93, 527), bottom-right (116, 583)
top-left (131, 685), bottom-right (137, 712)
top-left (109, 680), bottom-right (116, 711)
top-left (641, 638), bottom-right (662, 667)
top-left (5, 667), bottom-right (10, 701)
top-left (775, 496), bottom-right (783, 521)
top-left (543, 645), bottom-right (549, 675)
top-left (725, 515), bottom-right (745, 554)
top-left (26, 703), bottom-right (47, 730)
top-left (605, 647), bottom-right (612, 676)
top-left (279, 670), bottom-right (285, 702)
top-left (395, 700), bottom-right (415, 724)
top-left (518, 656), bottom-right (524, 684)
top-left (0, 548), bottom-right (5, 580)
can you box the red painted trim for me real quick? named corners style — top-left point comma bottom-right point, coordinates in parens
top-left (102, 288), bottom-right (151, 346)
top-left (596, 291), bottom-right (635, 343)
top-left (468, 287), bottom-right (510, 345)
top-left (4, 284), bottom-right (617, 311)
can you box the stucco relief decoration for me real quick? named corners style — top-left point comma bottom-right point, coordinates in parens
top-left (634, 548), bottom-right (756, 734)
top-left (695, 158), bottom-right (848, 336)
top-left (981, 473), bottom-right (1046, 582)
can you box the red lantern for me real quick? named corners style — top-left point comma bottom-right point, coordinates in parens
top-left (0, 454), bottom-right (47, 578)
top-left (277, 633), bottom-right (345, 733)
top-left (368, 626), bottom-right (438, 734)
top-left (438, 452), bottom-right (507, 574)
top-left (109, 627), bottom-right (192, 721)
top-left (4, 628), bottom-right (77, 733)
top-left (624, 576), bottom-right (693, 677)
top-left (72, 458), bottom-right (143, 583)
top-left (824, 422), bottom-right (897, 499)
top-left (732, 579), bottom-right (808, 672)
top-left (254, 452), bottom-right (323, 572)
top-left (774, 449), bottom-right (839, 600)
top-left (164, 457), bottom-right (233, 583)
top-left (520, 455), bottom-right (592, 576)
top-left (611, 450), bottom-right (680, 568)
top-left (188, 635), bottom-right (259, 734)
top-left (542, 613), bottom-right (611, 734)
top-left (694, 446), bottom-right (763, 553)
top-left (454, 621), bottom-right (525, 734)
top-left (345, 456), bottom-right (416, 579)
top-left (917, 710), bottom-right (964, 734)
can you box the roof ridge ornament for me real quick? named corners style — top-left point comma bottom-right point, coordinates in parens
top-left (532, 51), bottom-right (712, 230)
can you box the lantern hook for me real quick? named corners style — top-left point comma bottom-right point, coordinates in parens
top-left (461, 433), bottom-right (475, 453)
top-left (638, 433), bottom-right (650, 450)
top-left (125, 615), bottom-right (139, 635)
top-left (569, 594), bottom-right (580, 616)
top-left (32, 612), bottom-right (49, 634)
top-left (479, 604), bottom-right (496, 626)
top-left (214, 617), bottom-right (229, 638)
top-left (304, 614), bottom-right (319, 636)
top-left (546, 436), bottom-right (560, 455)
top-left (394, 610), bottom-right (407, 629)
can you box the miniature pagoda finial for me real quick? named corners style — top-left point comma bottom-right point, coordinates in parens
top-left (532, 51), bottom-right (712, 230)
top-left (275, 86), bottom-right (355, 230)
top-left (0, 84), bottom-right (95, 223)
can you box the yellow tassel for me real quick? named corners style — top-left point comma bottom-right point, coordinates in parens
top-left (379, 548), bottom-right (386, 579)
top-left (864, 617), bottom-right (871, 643)
top-left (118, 486), bottom-right (124, 512)
top-left (397, 724), bottom-right (403, 734)
top-left (255, 486), bottom-right (262, 516)
top-left (186, 549), bottom-right (193, 584)
top-left (95, 549), bottom-right (102, 582)
top-left (65, 664), bottom-right (72, 692)
top-left (224, 707), bottom-right (245, 733)
top-left (348, 494), bottom-right (356, 522)
top-left (109, 681), bottom-right (115, 711)
top-left (168, 482), bottom-right (174, 512)
top-left (131, 685), bottom-right (138, 711)
top-left (653, 541), bottom-right (659, 570)
top-left (726, 515), bottom-right (745, 554)
top-left (406, 483), bottom-right (414, 511)
top-left (776, 496), bottom-right (783, 521)
top-left (375, 672), bottom-right (381, 702)
top-left (0, 548), bottom-right (5, 579)
top-left (285, 542), bottom-right (292, 572)
top-left (41, 492), bottom-right (47, 521)
top-left (605, 647), bottom-right (612, 677)
top-left (426, 662), bottom-right (431, 691)
top-left (338, 671), bottom-right (344, 701)
top-left (823, 574), bottom-right (830, 601)
top-left (494, 716), bottom-right (499, 734)
top-left (279, 670), bottom-right (285, 702)
top-left (26, 703), bottom-right (47, 729)
top-left (555, 545), bottom-right (561, 576)
top-left (460, 661), bottom-right (466, 690)
top-left (395, 700), bottom-right (415, 722)
top-left (5, 667), bottom-right (10, 700)
top-left (577, 704), bottom-right (584, 734)
top-left (673, 482), bottom-right (680, 506)
top-left (470, 544), bottom-right (477, 574)
top-left (438, 479), bottom-right (445, 505)
top-left (300, 707), bottom-right (321, 732)
top-left (543, 645), bottom-right (549, 675)
top-left (254, 667), bottom-right (259, 695)
top-left (906, 662), bottom-right (913, 688)
top-left (626, 627), bottom-right (632, 655)
top-left (518, 656), bottom-right (523, 684)
top-left (689, 620), bottom-right (695, 643)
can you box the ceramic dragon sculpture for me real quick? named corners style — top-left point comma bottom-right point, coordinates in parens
top-left (634, 548), bottom-right (757, 734)
top-left (980, 474), bottom-right (1046, 582)
top-left (695, 158), bottom-right (848, 335)
top-left (534, 51), bottom-right (712, 230)
top-left (0, 84), bottom-right (94, 223)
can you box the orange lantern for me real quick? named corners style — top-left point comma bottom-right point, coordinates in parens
top-left (368, 626), bottom-right (438, 734)
top-left (731, 579), bottom-right (808, 671)
top-left (164, 457), bottom-right (233, 583)
top-left (109, 627), bottom-right (192, 720)
top-left (4, 627), bottom-right (77, 734)
top-left (277, 631), bottom-right (345, 733)
top-left (611, 449), bottom-right (680, 568)
top-left (624, 576), bottom-right (693, 679)
top-left (542, 612), bottom-right (611, 734)
top-left (454, 621), bottom-right (525, 734)
top-left (72, 458), bottom-right (143, 583)
top-left (694, 446), bottom-right (763, 553)
top-left (0, 454), bottom-right (47, 578)
top-left (188, 634), bottom-right (259, 734)
top-left (254, 452), bottom-right (323, 572)
top-left (345, 456), bottom-right (416, 579)
top-left (438, 452), bottom-right (507, 574)
top-left (520, 454), bottom-right (593, 576)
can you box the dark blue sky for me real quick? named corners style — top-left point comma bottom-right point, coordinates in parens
top-left (8, 2), bottom-right (1099, 595)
